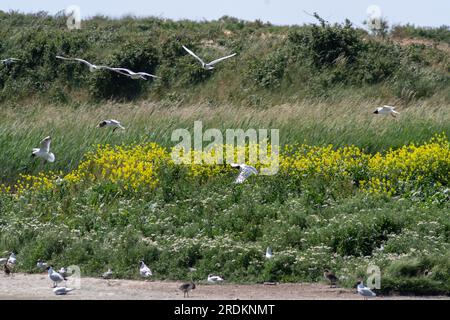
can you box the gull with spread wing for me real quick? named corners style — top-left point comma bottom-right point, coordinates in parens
top-left (107, 67), bottom-right (160, 80)
top-left (56, 55), bottom-right (109, 72)
top-left (31, 136), bottom-right (55, 163)
top-left (182, 45), bottom-right (236, 70)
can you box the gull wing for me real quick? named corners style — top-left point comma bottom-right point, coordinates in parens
top-left (182, 45), bottom-right (205, 65)
top-left (56, 56), bottom-right (96, 68)
top-left (56, 55), bottom-right (74, 61)
top-left (208, 53), bottom-right (237, 66)
top-left (138, 72), bottom-right (160, 78)
top-left (106, 67), bottom-right (133, 77)
top-left (235, 165), bottom-right (258, 183)
top-left (40, 136), bottom-right (51, 152)
top-left (73, 58), bottom-right (95, 68)
top-left (46, 152), bottom-right (56, 163)
top-left (110, 67), bottom-right (133, 74)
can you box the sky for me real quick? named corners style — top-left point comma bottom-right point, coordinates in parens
top-left (1, 0), bottom-right (449, 27)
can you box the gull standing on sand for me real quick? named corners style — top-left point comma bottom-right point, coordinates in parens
top-left (182, 45), bottom-right (236, 70)
top-left (37, 259), bottom-right (48, 270)
top-left (97, 119), bottom-right (125, 132)
top-left (106, 67), bottom-right (160, 80)
top-left (1, 58), bottom-right (20, 65)
top-left (230, 163), bottom-right (258, 183)
top-left (56, 55), bottom-right (109, 72)
top-left (7, 252), bottom-right (17, 267)
top-left (31, 136), bottom-right (55, 163)
top-left (265, 247), bottom-right (273, 259)
top-left (59, 267), bottom-right (68, 280)
top-left (357, 281), bottom-right (376, 299)
top-left (102, 268), bottom-right (113, 279)
top-left (207, 274), bottom-right (224, 284)
top-left (53, 287), bottom-right (75, 295)
top-left (140, 260), bottom-right (152, 278)
top-left (47, 266), bottom-right (66, 288)
top-left (373, 105), bottom-right (400, 118)
top-left (179, 281), bottom-right (196, 298)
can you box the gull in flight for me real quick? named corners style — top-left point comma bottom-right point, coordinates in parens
top-left (179, 281), bottom-right (196, 298)
top-left (357, 281), bottom-right (376, 299)
top-left (1, 58), bottom-right (20, 65)
top-left (140, 260), bottom-right (152, 278)
top-left (106, 67), bottom-right (160, 80)
top-left (56, 55), bottom-right (109, 72)
top-left (97, 119), bottom-right (125, 132)
top-left (373, 105), bottom-right (400, 118)
top-left (230, 163), bottom-right (258, 183)
top-left (53, 287), bottom-right (75, 295)
top-left (207, 274), bottom-right (224, 284)
top-left (265, 247), bottom-right (273, 259)
top-left (47, 266), bottom-right (66, 288)
top-left (31, 136), bottom-right (55, 163)
top-left (323, 269), bottom-right (338, 288)
top-left (37, 259), bottom-right (48, 270)
top-left (182, 45), bottom-right (236, 70)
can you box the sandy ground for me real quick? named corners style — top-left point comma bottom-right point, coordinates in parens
top-left (0, 273), bottom-right (448, 300)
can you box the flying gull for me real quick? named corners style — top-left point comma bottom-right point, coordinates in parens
top-left (182, 45), bottom-right (236, 70)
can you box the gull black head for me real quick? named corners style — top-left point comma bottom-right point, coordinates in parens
top-left (373, 110), bottom-right (379, 114)
top-left (98, 121), bottom-right (107, 128)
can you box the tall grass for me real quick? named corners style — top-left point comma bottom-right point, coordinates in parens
top-left (1, 99), bottom-right (449, 184)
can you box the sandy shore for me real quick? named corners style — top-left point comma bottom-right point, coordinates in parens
top-left (0, 273), bottom-right (448, 300)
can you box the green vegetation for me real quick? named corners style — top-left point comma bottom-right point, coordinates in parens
top-left (0, 11), bottom-right (448, 105)
top-left (0, 11), bottom-right (449, 296)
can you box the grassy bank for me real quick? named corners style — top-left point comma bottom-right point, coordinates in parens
top-left (0, 12), bottom-right (449, 295)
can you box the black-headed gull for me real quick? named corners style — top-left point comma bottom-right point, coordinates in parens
top-left (37, 259), bottom-right (48, 270)
top-left (102, 268), bottom-right (113, 279)
top-left (31, 136), bottom-right (55, 163)
top-left (265, 247), bottom-right (273, 259)
top-left (1, 58), bottom-right (20, 65)
top-left (357, 281), bottom-right (376, 299)
top-left (7, 252), bottom-right (17, 266)
top-left (182, 45), bottom-right (236, 70)
top-left (46, 266), bottom-right (66, 287)
top-left (106, 67), bottom-right (160, 80)
top-left (179, 281), bottom-right (196, 298)
top-left (207, 274), bottom-right (224, 283)
top-left (373, 105), bottom-right (399, 118)
top-left (323, 269), bottom-right (338, 288)
top-left (59, 267), bottom-right (68, 280)
top-left (140, 260), bottom-right (152, 278)
top-left (56, 55), bottom-right (109, 72)
top-left (97, 119), bottom-right (125, 132)
top-left (53, 287), bottom-right (75, 295)
top-left (230, 163), bottom-right (258, 183)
